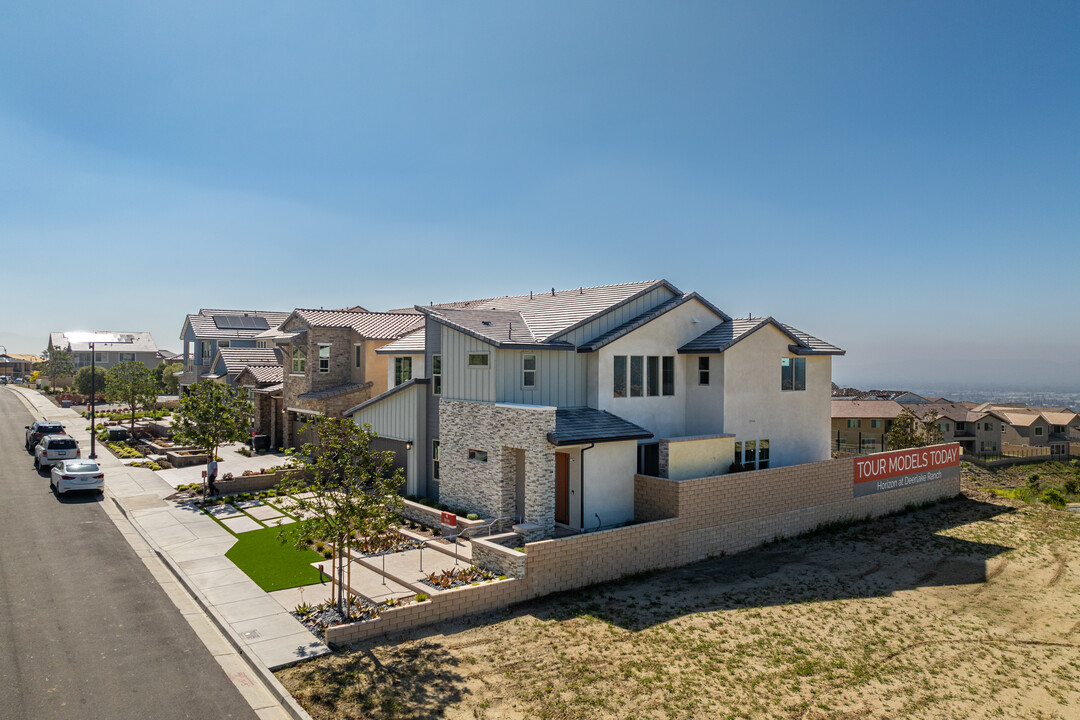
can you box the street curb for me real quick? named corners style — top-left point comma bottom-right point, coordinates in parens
top-left (110, 496), bottom-right (318, 720)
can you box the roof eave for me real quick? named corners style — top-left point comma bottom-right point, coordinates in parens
top-left (789, 345), bottom-right (846, 356)
top-left (546, 430), bottom-right (654, 447)
top-left (548, 279), bottom-right (682, 343)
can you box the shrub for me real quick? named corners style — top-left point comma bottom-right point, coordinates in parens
top-left (417, 497), bottom-right (437, 508)
top-left (1064, 477), bottom-right (1080, 496)
top-left (451, 507), bottom-right (468, 518)
top-left (415, 592), bottom-right (429, 602)
top-left (1026, 474), bottom-right (1041, 492)
top-left (405, 494), bottom-right (417, 502)
top-left (436, 502), bottom-right (449, 511)
top-left (467, 513), bottom-right (480, 521)
top-left (1040, 488), bottom-right (1067, 510)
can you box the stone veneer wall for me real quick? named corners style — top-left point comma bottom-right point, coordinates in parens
top-left (326, 447), bottom-right (961, 647)
top-left (438, 400), bottom-right (556, 537)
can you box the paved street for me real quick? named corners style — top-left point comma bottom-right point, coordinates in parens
top-left (0, 389), bottom-right (262, 720)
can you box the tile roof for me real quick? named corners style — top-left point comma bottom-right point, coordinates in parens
top-left (217, 347), bottom-right (283, 375)
top-left (678, 317), bottom-right (844, 355)
top-left (425, 280), bottom-right (676, 343)
top-left (906, 402), bottom-right (977, 424)
top-left (428, 308), bottom-right (560, 349)
top-left (1042, 411), bottom-right (1079, 426)
top-left (576, 293), bottom-right (728, 352)
top-left (186, 309), bottom-right (291, 340)
top-left (298, 382), bottom-right (374, 401)
top-left (375, 329), bottom-right (426, 355)
top-left (290, 310), bottom-right (424, 340)
top-left (238, 364), bottom-right (284, 385)
top-left (257, 382), bottom-right (283, 394)
top-left (547, 407), bottom-right (654, 446)
top-left (50, 331), bottom-right (160, 353)
top-left (831, 400), bottom-right (905, 419)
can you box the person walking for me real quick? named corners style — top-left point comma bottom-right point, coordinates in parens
top-left (206, 457), bottom-right (219, 496)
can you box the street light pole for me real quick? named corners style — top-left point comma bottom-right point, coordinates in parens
top-left (89, 340), bottom-right (97, 459)
top-left (64, 332), bottom-right (132, 461)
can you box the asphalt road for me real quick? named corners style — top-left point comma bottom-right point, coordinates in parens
top-left (0, 389), bottom-right (260, 720)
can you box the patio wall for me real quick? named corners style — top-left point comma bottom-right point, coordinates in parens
top-left (326, 447), bottom-right (960, 647)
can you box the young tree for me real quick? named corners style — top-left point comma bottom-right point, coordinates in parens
top-left (887, 408), bottom-right (946, 450)
top-left (277, 416), bottom-right (405, 614)
top-left (921, 410), bottom-right (945, 446)
top-left (172, 380), bottom-right (254, 496)
top-left (105, 360), bottom-right (159, 433)
top-left (42, 345), bottom-right (75, 389)
top-left (155, 361), bottom-right (184, 394)
top-left (74, 366), bottom-right (107, 397)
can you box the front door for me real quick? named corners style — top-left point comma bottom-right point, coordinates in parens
top-left (555, 452), bottom-right (570, 525)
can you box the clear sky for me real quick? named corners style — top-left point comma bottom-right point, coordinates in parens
top-left (2, 2), bottom-right (1077, 391)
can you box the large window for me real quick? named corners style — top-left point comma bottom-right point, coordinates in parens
top-left (630, 356), bottom-right (644, 397)
top-left (523, 353), bottom-right (536, 388)
top-left (662, 356), bottom-right (675, 396)
top-left (847, 419), bottom-right (860, 429)
top-left (613, 356), bottom-right (627, 398)
top-left (200, 342), bottom-right (211, 361)
top-left (698, 357), bottom-right (709, 385)
top-left (735, 439), bottom-right (770, 470)
top-left (119, 353), bottom-right (135, 362)
top-left (318, 344), bottom-right (331, 373)
top-left (468, 353), bottom-right (489, 367)
top-left (432, 440), bottom-right (440, 479)
top-left (432, 354), bottom-right (442, 395)
top-left (394, 357), bottom-right (412, 386)
top-left (291, 345), bottom-right (306, 374)
top-left (646, 356), bottom-right (659, 396)
top-left (781, 357), bottom-right (806, 391)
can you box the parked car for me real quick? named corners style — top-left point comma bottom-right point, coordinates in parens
top-left (50, 459), bottom-right (104, 496)
top-left (34, 434), bottom-right (80, 471)
top-left (25, 421), bottom-right (65, 452)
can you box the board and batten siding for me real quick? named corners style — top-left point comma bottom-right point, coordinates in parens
top-left (351, 381), bottom-right (427, 496)
top-left (495, 348), bottom-right (586, 407)
top-left (441, 326), bottom-right (497, 402)
top-left (425, 318), bottom-right (442, 496)
top-left (551, 285), bottom-right (677, 347)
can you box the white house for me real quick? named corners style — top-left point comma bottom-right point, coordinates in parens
top-left (347, 280), bottom-right (844, 540)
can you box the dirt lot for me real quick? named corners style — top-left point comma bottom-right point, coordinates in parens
top-left (277, 464), bottom-right (1080, 719)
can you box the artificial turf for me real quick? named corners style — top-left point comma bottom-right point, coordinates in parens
top-left (224, 523), bottom-right (326, 592)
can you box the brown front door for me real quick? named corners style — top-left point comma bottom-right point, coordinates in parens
top-left (555, 452), bottom-right (570, 525)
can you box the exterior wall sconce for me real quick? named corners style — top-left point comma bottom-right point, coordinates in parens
top-left (405, 441), bottom-right (413, 451)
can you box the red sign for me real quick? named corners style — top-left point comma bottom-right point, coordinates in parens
top-left (441, 511), bottom-right (457, 527)
top-left (854, 444), bottom-right (960, 484)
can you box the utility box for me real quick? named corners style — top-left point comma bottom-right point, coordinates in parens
top-left (251, 434), bottom-right (271, 452)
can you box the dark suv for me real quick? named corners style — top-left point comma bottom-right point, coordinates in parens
top-left (25, 421), bottom-right (65, 453)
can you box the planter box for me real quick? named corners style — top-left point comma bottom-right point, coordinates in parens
top-left (215, 470), bottom-right (289, 494)
top-left (399, 498), bottom-right (489, 537)
top-left (165, 449), bottom-right (208, 468)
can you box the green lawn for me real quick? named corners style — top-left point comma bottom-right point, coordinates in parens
top-left (224, 524), bottom-right (326, 592)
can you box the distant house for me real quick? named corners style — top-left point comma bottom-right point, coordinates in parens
top-left (971, 402), bottom-right (1080, 456)
top-left (48, 331), bottom-right (160, 372)
top-left (236, 365), bottom-right (285, 449)
top-left (204, 346), bottom-right (283, 386)
top-left (177, 309), bottom-right (290, 394)
top-left (0, 353), bottom-right (41, 378)
top-left (830, 399), bottom-right (904, 453)
top-left (899, 400), bottom-right (999, 456)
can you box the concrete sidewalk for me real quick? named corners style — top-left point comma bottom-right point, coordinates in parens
top-left (9, 387), bottom-right (328, 718)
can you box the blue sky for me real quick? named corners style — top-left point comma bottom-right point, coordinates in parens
top-left (2, 2), bottom-right (1077, 391)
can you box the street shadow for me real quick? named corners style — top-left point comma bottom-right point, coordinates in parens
top-left (525, 495), bottom-right (1017, 631)
top-left (282, 643), bottom-right (469, 718)
top-left (54, 490), bottom-right (105, 504)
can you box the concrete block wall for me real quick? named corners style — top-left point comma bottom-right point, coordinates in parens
top-left (471, 536), bottom-right (527, 579)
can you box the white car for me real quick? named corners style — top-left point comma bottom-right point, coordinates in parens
top-left (51, 460), bottom-right (105, 496)
top-left (34, 434), bottom-right (81, 471)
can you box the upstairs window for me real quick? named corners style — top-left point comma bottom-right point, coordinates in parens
top-left (781, 357), bottom-right (806, 391)
top-left (847, 419), bottom-right (860, 429)
top-left (698, 357), bottom-right (709, 385)
top-left (613, 356), bottom-right (627, 398)
top-left (119, 353), bottom-right (135, 362)
top-left (662, 356), bottom-right (675, 396)
top-left (647, 356), bottom-right (659, 396)
top-left (1034, 426), bottom-right (1044, 436)
top-left (522, 354), bottom-right (536, 388)
top-left (939, 422), bottom-right (950, 432)
top-left (95, 351), bottom-right (108, 363)
top-left (291, 346), bottom-right (306, 374)
top-left (394, 357), bottom-right (412, 386)
top-left (432, 354), bottom-right (442, 395)
top-left (630, 356), bottom-right (644, 397)
top-left (955, 421), bottom-right (966, 431)
top-left (984, 422), bottom-right (993, 431)
top-left (355, 345), bottom-right (363, 368)
top-left (871, 419), bottom-right (883, 429)
top-left (468, 353), bottom-right (489, 367)
top-left (318, 344), bottom-right (331, 373)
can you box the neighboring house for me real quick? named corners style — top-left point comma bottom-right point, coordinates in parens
top-left (204, 346), bottom-right (283, 386)
top-left (236, 364), bottom-right (285, 450)
top-left (347, 280), bottom-right (844, 540)
top-left (177, 309), bottom-right (290, 394)
top-left (274, 309), bottom-right (425, 450)
top-left (899, 400), bottom-right (998, 456)
top-left (48, 331), bottom-right (160, 372)
top-left (971, 402), bottom-right (1080, 455)
top-left (156, 349), bottom-right (180, 364)
top-left (0, 353), bottom-right (41, 377)
top-left (832, 386), bottom-right (927, 404)
top-left (830, 399), bottom-right (904, 453)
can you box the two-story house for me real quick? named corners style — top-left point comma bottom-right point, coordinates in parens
top-left (274, 309), bottom-right (425, 450)
top-left (347, 280), bottom-right (843, 540)
top-left (971, 403), bottom-right (1080, 456)
top-left (177, 309), bottom-right (290, 394)
top-left (48, 331), bottom-right (161, 372)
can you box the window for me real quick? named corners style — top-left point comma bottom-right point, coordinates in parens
top-left (432, 354), bottom-right (442, 395)
top-left (1053, 425), bottom-right (1066, 434)
top-left (647, 356), bottom-right (659, 396)
top-left (291, 345), bottom-right (306, 374)
top-left (980, 441), bottom-right (996, 452)
top-left (119, 353), bottom-right (135, 362)
top-left (523, 353), bottom-right (536, 388)
top-left (698, 357), bottom-right (709, 385)
top-left (758, 439), bottom-right (769, 469)
top-left (736, 439), bottom-right (769, 470)
top-left (847, 419), bottom-right (860, 429)
top-left (781, 357), bottom-right (806, 391)
top-left (955, 421), bottom-right (966, 431)
top-left (939, 423), bottom-right (949, 432)
top-left (432, 440), bottom-right (440, 479)
top-left (468, 448), bottom-right (488, 463)
top-left (984, 422), bottom-right (993, 431)
top-left (861, 437), bottom-right (877, 450)
top-left (871, 419), bottom-right (883, 429)
top-left (95, 351), bottom-right (108, 363)
top-left (1001, 424), bottom-right (1006, 432)
top-left (662, 356), bottom-right (675, 396)
top-left (394, 357), bottom-right (412, 386)
top-left (613, 356), bottom-right (627, 398)
top-left (1034, 426), bottom-right (1044, 436)
top-left (318, 344), bottom-right (331, 373)
top-left (630, 356), bottom-right (643, 397)
top-left (468, 353), bottom-right (489, 367)
top-left (219, 340), bottom-right (230, 348)
top-left (257, 340), bottom-right (267, 349)
top-left (200, 341), bottom-right (212, 361)
top-left (743, 440), bottom-right (756, 468)
top-left (247, 389), bottom-right (256, 401)
top-left (355, 345), bottom-right (363, 368)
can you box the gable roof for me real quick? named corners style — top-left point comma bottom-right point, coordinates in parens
top-left (375, 328), bottom-right (426, 355)
top-left (678, 317), bottom-right (844, 356)
top-left (50, 331), bottom-right (160, 353)
top-left (831, 399), bottom-right (905, 419)
top-left (426, 308), bottom-right (569, 350)
top-left (423, 280), bottom-right (679, 344)
top-left (235, 364), bottom-right (284, 386)
top-left (215, 347), bottom-right (282, 376)
top-left (576, 293), bottom-right (728, 352)
top-left (288, 309), bottom-right (424, 340)
top-left (185, 309), bottom-right (291, 340)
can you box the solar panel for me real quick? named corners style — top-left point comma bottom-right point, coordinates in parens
top-left (213, 315), bottom-right (270, 331)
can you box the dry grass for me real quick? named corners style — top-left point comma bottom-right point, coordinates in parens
top-left (277, 466), bottom-right (1080, 719)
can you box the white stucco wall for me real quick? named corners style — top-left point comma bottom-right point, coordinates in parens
top-left (663, 434), bottom-right (735, 480)
top-left (385, 353), bottom-right (426, 390)
top-left (721, 325), bottom-right (832, 467)
top-left (684, 353), bottom-right (725, 435)
top-left (595, 299), bottom-right (724, 439)
top-left (568, 440), bottom-right (637, 530)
